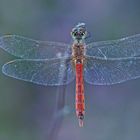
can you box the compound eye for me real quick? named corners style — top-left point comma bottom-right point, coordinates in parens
top-left (81, 32), bottom-right (85, 36)
top-left (79, 31), bottom-right (85, 37)
top-left (79, 29), bottom-right (85, 35)
top-left (72, 31), bottom-right (77, 37)
top-left (74, 32), bottom-right (77, 36)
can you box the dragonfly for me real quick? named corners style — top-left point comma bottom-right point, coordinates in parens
top-left (0, 23), bottom-right (140, 127)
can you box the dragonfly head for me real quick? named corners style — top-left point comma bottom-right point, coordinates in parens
top-left (71, 23), bottom-right (87, 42)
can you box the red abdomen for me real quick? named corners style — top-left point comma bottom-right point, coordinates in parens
top-left (75, 63), bottom-right (85, 126)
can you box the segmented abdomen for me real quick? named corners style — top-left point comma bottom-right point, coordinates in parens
top-left (75, 63), bottom-right (85, 118)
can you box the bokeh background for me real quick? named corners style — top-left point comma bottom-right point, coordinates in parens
top-left (0, 0), bottom-right (140, 140)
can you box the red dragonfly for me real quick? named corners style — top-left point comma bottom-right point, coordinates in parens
top-left (0, 23), bottom-right (140, 127)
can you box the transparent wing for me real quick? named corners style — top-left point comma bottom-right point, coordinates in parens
top-left (84, 57), bottom-right (140, 85)
top-left (0, 35), bottom-right (71, 59)
top-left (2, 58), bottom-right (75, 86)
top-left (86, 34), bottom-right (140, 59)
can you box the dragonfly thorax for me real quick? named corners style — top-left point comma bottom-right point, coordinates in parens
top-left (72, 43), bottom-right (85, 64)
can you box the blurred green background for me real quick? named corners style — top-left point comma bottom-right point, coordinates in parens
top-left (0, 0), bottom-right (140, 140)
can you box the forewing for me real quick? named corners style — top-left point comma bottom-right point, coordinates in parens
top-left (84, 57), bottom-right (140, 85)
top-left (2, 58), bottom-right (74, 86)
top-left (86, 34), bottom-right (140, 58)
top-left (0, 35), bottom-right (71, 59)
